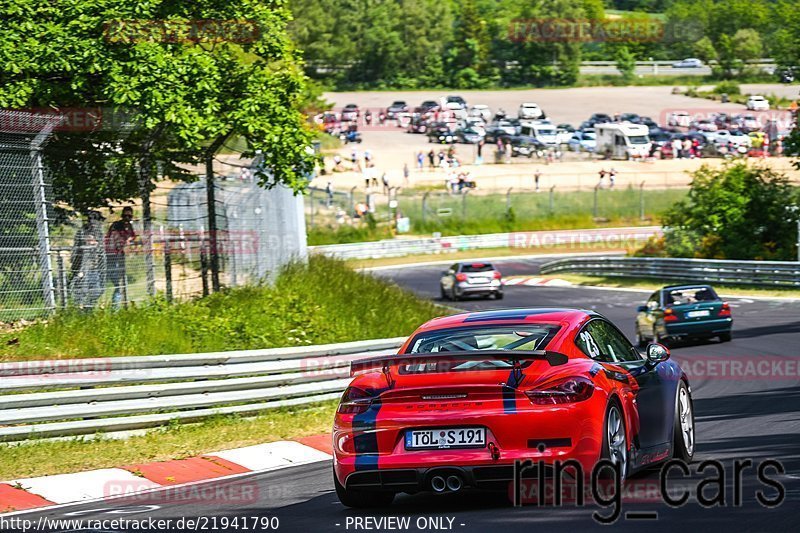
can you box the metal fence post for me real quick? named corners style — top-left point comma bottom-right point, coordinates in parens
top-left (55, 252), bottom-right (67, 308)
top-left (205, 154), bottom-right (221, 293)
top-left (162, 226), bottom-right (173, 303)
top-left (422, 192), bottom-right (430, 225)
top-left (549, 186), bottom-right (555, 214)
top-left (506, 187), bottom-right (512, 217)
top-left (30, 137), bottom-right (56, 313)
top-left (593, 185), bottom-right (599, 218)
top-left (349, 186), bottom-right (357, 213)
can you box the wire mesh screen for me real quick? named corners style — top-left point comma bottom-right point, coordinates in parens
top-left (0, 113), bottom-right (60, 320)
top-left (1, 137), bottom-right (307, 320)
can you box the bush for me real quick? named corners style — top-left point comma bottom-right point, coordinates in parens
top-left (712, 81), bottom-right (741, 95)
top-left (657, 163), bottom-right (800, 260)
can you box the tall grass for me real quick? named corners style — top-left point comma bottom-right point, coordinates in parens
top-left (0, 256), bottom-right (442, 361)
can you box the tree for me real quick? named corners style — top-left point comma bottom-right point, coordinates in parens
top-left (0, 0), bottom-right (317, 211)
top-left (614, 46), bottom-right (637, 83)
top-left (693, 36), bottom-right (717, 64)
top-left (660, 163), bottom-right (800, 261)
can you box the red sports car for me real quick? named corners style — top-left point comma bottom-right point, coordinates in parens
top-left (333, 308), bottom-right (695, 507)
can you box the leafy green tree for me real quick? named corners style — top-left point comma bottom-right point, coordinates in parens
top-left (661, 163), bottom-right (800, 260)
top-left (614, 46), bottom-right (637, 83)
top-left (0, 0), bottom-right (317, 211)
top-left (693, 36), bottom-right (717, 64)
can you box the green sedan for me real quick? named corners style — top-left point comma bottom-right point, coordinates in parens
top-left (635, 284), bottom-right (733, 347)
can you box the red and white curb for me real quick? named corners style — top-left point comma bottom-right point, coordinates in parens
top-left (503, 276), bottom-right (573, 287)
top-left (0, 435), bottom-right (332, 514)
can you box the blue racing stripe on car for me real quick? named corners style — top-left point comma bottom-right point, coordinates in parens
top-left (502, 369), bottom-right (521, 413)
top-left (352, 386), bottom-right (391, 471)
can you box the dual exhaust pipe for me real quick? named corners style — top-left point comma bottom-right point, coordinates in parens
top-left (430, 474), bottom-right (463, 493)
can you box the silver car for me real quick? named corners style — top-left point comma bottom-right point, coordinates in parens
top-left (440, 262), bottom-right (504, 301)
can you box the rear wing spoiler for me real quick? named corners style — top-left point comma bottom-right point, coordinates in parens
top-left (350, 349), bottom-right (568, 377)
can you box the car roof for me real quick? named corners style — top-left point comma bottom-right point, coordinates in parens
top-left (417, 308), bottom-right (599, 332)
top-left (661, 284), bottom-right (714, 291)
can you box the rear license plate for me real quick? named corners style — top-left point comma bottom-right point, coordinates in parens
top-left (687, 310), bottom-right (711, 318)
top-left (405, 428), bottom-right (486, 450)
top-left (470, 277), bottom-right (490, 284)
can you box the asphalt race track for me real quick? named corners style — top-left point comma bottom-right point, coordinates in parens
top-left (11, 255), bottom-right (800, 532)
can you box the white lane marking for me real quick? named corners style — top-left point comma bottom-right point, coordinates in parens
top-left (209, 441), bottom-right (331, 471)
top-left (11, 469), bottom-right (160, 505)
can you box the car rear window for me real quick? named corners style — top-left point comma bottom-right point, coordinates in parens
top-left (664, 286), bottom-right (720, 306)
top-left (406, 325), bottom-right (560, 354)
top-left (460, 263), bottom-right (494, 273)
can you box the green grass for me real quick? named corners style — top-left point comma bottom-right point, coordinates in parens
top-left (0, 400), bottom-right (337, 482)
top-left (402, 188), bottom-right (684, 236)
top-left (307, 188), bottom-right (686, 245)
top-left (0, 256), bottom-right (442, 361)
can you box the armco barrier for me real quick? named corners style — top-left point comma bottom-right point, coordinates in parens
top-left (310, 226), bottom-right (660, 260)
top-left (540, 256), bottom-right (800, 287)
top-left (0, 337), bottom-right (406, 442)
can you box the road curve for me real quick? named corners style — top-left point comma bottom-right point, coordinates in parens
top-left (11, 256), bottom-right (800, 532)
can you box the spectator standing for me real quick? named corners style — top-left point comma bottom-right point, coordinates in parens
top-left (325, 181), bottom-right (334, 207)
top-left (671, 137), bottom-right (682, 159)
top-left (403, 163), bottom-right (410, 187)
top-left (382, 173), bottom-right (390, 195)
top-left (428, 149), bottom-right (436, 170)
top-left (608, 167), bottom-right (617, 189)
top-left (598, 168), bottom-right (607, 188)
top-left (682, 138), bottom-right (692, 159)
top-left (70, 211), bottom-right (106, 309)
top-left (534, 169), bottom-right (541, 192)
top-left (416, 151), bottom-right (424, 171)
top-left (104, 206), bottom-right (136, 308)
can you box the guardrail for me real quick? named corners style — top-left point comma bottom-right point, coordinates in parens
top-left (310, 227), bottom-right (660, 261)
top-left (0, 337), bottom-right (406, 442)
top-left (540, 256), bottom-right (800, 287)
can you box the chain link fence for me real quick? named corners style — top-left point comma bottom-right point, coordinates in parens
top-left (0, 121), bottom-right (307, 321)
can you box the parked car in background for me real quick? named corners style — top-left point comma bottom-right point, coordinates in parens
top-left (635, 285), bottom-right (732, 346)
top-left (386, 101), bottom-right (409, 119)
top-left (407, 116), bottom-right (428, 134)
top-left (746, 95), bottom-right (770, 111)
top-left (691, 119), bottom-right (717, 132)
top-left (672, 58), bottom-right (703, 68)
top-left (341, 104), bottom-right (360, 121)
top-left (485, 120), bottom-right (518, 142)
top-left (587, 113), bottom-right (612, 126)
top-left (419, 100), bottom-right (440, 114)
top-left (469, 105), bottom-right (492, 122)
top-left (518, 102), bottom-right (545, 120)
top-left (568, 129), bottom-right (597, 152)
top-left (427, 123), bottom-right (455, 144)
top-left (454, 127), bottom-right (484, 144)
top-left (668, 111), bottom-right (692, 128)
top-left (439, 262), bottom-right (503, 300)
top-left (556, 124), bottom-right (575, 145)
top-left (444, 95), bottom-right (467, 109)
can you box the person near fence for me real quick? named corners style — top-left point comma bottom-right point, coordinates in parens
top-left (403, 162), bottom-right (410, 187)
top-left (534, 169), bottom-right (541, 192)
top-left (325, 181), bottom-right (334, 207)
top-left (608, 167), bottom-right (617, 189)
top-left (105, 206), bottom-right (136, 308)
top-left (70, 211), bottom-right (106, 309)
top-left (598, 168), bottom-right (607, 188)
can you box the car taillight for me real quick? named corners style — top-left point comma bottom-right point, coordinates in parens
top-left (455, 273), bottom-right (467, 282)
top-left (337, 386), bottom-right (374, 415)
top-left (718, 303), bottom-right (731, 317)
top-left (524, 377), bottom-right (594, 405)
top-left (664, 308), bottom-right (678, 322)
top-left (493, 270), bottom-right (502, 279)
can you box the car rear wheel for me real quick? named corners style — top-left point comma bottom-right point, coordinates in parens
top-left (440, 285), bottom-right (448, 301)
top-left (672, 381), bottom-right (695, 462)
top-left (601, 401), bottom-right (628, 482)
top-left (719, 332), bottom-right (732, 342)
top-left (495, 291), bottom-right (504, 300)
top-left (334, 469), bottom-right (395, 508)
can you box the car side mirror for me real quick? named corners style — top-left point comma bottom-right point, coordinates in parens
top-left (646, 343), bottom-right (670, 364)
top-left (441, 271), bottom-right (449, 276)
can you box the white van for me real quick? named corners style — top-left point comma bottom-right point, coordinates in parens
top-left (595, 123), bottom-right (651, 159)
top-left (519, 121), bottom-right (558, 146)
